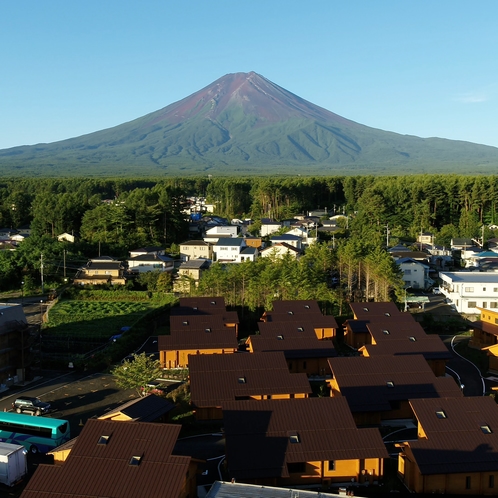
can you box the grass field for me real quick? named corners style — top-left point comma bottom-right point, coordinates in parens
top-left (44, 292), bottom-right (177, 345)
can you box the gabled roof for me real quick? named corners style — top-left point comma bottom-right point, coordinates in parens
top-left (98, 394), bottom-right (175, 422)
top-left (21, 419), bottom-right (191, 498)
top-left (180, 239), bottom-right (213, 246)
top-left (349, 302), bottom-right (401, 319)
top-left (214, 238), bottom-right (245, 247)
top-left (178, 259), bottom-right (211, 270)
top-left (127, 253), bottom-right (173, 262)
top-left (270, 234), bottom-right (302, 241)
top-left (406, 397), bottom-right (498, 474)
top-left (222, 397), bottom-right (388, 480)
top-left (175, 296), bottom-right (227, 312)
top-left (328, 355), bottom-right (463, 413)
top-left (189, 352), bottom-right (311, 407)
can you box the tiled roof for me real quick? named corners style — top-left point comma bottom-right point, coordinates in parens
top-left (189, 352), bottom-right (311, 407)
top-left (248, 334), bottom-right (336, 359)
top-left (406, 397), bottom-right (498, 474)
top-left (222, 397), bottom-right (388, 480)
top-left (178, 297), bottom-right (226, 310)
top-left (21, 419), bottom-right (191, 498)
top-left (350, 302), bottom-right (401, 319)
top-left (472, 320), bottom-right (498, 337)
top-left (158, 323), bottom-right (238, 350)
top-left (328, 355), bottom-right (463, 412)
top-left (170, 315), bottom-right (238, 332)
top-left (99, 394), bottom-right (175, 422)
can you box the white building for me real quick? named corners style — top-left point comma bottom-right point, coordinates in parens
top-left (396, 257), bottom-right (432, 290)
top-left (213, 238), bottom-right (256, 263)
top-left (439, 271), bottom-right (498, 314)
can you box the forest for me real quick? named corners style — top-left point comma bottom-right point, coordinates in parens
top-left (0, 174), bottom-right (496, 305)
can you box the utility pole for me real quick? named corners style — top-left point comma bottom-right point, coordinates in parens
top-left (63, 249), bottom-right (66, 279)
top-left (385, 223), bottom-right (390, 248)
top-left (40, 253), bottom-right (44, 295)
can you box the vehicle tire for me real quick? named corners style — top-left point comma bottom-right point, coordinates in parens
top-left (30, 445), bottom-right (38, 454)
top-left (16, 408), bottom-right (21, 414)
top-left (35, 410), bottom-right (41, 416)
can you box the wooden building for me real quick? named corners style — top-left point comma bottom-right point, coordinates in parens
top-left (328, 355), bottom-right (463, 426)
top-left (22, 419), bottom-right (197, 498)
top-left (222, 397), bottom-right (388, 487)
top-left (189, 351), bottom-right (311, 420)
top-left (398, 397), bottom-right (498, 495)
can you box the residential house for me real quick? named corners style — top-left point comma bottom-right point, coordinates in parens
top-left (127, 253), bottom-right (174, 273)
top-left (179, 240), bottom-right (213, 262)
top-left (260, 218), bottom-right (281, 237)
top-left (97, 394), bottom-right (175, 423)
top-left (246, 321), bottom-right (337, 376)
top-left (417, 232), bottom-right (435, 245)
top-left (243, 236), bottom-right (262, 250)
top-left (327, 355), bottom-right (463, 426)
top-left (21, 419), bottom-right (197, 498)
top-left (189, 351), bottom-right (311, 420)
top-left (213, 238), bottom-right (253, 262)
top-left (397, 396), bottom-right (498, 495)
top-left (469, 307), bottom-right (498, 349)
top-left (270, 234), bottom-right (302, 250)
top-left (57, 232), bottom-right (77, 243)
top-left (128, 246), bottom-right (165, 257)
top-left (260, 242), bottom-right (301, 260)
top-left (439, 271), bottom-right (498, 313)
top-left (73, 256), bottom-right (126, 286)
top-left (395, 257), bottom-right (432, 290)
top-left (261, 300), bottom-right (338, 340)
top-left (158, 299), bottom-right (239, 368)
top-left (451, 237), bottom-right (476, 251)
top-left (222, 397), bottom-right (388, 487)
top-left (173, 259), bottom-right (211, 293)
top-left (204, 225), bottom-right (239, 244)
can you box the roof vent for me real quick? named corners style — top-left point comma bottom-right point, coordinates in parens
top-left (289, 433), bottom-right (300, 444)
top-left (297, 327), bottom-right (304, 332)
top-left (382, 329), bottom-right (390, 335)
top-left (238, 376), bottom-right (246, 384)
top-left (384, 312), bottom-right (391, 317)
top-left (363, 307), bottom-right (369, 312)
top-left (435, 410), bottom-right (447, 419)
top-left (210, 301), bottom-right (216, 305)
top-left (277, 335), bottom-right (284, 340)
top-left (288, 311), bottom-right (294, 315)
top-left (304, 305), bottom-right (310, 309)
top-left (481, 425), bottom-right (492, 434)
top-left (409, 336), bottom-right (416, 342)
top-left (182, 321), bottom-right (188, 325)
top-left (205, 328), bottom-right (212, 333)
top-left (386, 381), bottom-right (395, 388)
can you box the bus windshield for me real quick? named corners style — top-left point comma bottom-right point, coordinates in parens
top-left (0, 412), bottom-right (70, 454)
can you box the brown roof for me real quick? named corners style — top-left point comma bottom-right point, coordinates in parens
top-left (170, 314), bottom-right (238, 332)
top-left (158, 322), bottom-right (238, 351)
top-left (99, 394), bottom-right (175, 422)
top-left (178, 296), bottom-right (226, 311)
top-left (270, 300), bottom-right (323, 314)
top-left (189, 352), bottom-right (311, 407)
top-left (21, 419), bottom-right (191, 498)
top-left (349, 302), bottom-right (401, 319)
top-left (222, 397), bottom-right (388, 480)
top-left (406, 397), bottom-right (498, 474)
top-left (328, 355), bottom-right (463, 412)
top-left (472, 320), bottom-right (498, 338)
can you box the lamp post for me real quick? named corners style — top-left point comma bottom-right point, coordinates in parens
top-left (21, 281), bottom-right (24, 305)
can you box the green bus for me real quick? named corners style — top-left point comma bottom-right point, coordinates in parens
top-left (0, 412), bottom-right (70, 454)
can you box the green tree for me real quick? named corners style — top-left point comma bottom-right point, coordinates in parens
top-left (111, 352), bottom-right (162, 397)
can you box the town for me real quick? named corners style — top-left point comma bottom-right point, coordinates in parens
top-left (1, 176), bottom-right (498, 496)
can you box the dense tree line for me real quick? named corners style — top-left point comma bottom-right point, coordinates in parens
top-left (1, 174), bottom-right (496, 295)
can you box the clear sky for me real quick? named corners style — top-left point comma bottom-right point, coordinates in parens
top-left (1, 0), bottom-right (497, 150)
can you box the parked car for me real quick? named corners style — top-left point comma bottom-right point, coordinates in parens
top-left (432, 287), bottom-right (442, 294)
top-left (12, 396), bottom-right (50, 416)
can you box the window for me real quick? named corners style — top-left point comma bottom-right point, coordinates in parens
top-left (302, 361), bottom-right (307, 369)
top-left (289, 434), bottom-right (300, 444)
top-left (465, 287), bottom-right (474, 292)
top-left (494, 288), bottom-right (498, 292)
top-left (98, 435), bottom-right (111, 445)
top-left (489, 475), bottom-right (495, 489)
top-left (435, 410), bottom-right (447, 419)
top-left (468, 301), bottom-right (477, 308)
top-left (491, 302), bottom-right (498, 309)
top-left (327, 460), bottom-right (335, 471)
top-left (483, 302), bottom-right (488, 308)
top-left (404, 269), bottom-right (412, 275)
top-left (466, 476), bottom-right (471, 490)
top-left (484, 287), bottom-right (487, 291)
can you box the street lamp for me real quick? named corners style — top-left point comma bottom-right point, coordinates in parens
top-left (21, 281), bottom-right (24, 305)
top-left (40, 300), bottom-right (44, 323)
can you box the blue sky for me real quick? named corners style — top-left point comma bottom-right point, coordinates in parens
top-left (1, 0), bottom-right (497, 149)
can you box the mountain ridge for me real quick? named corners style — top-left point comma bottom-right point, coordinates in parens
top-left (1, 71), bottom-right (498, 177)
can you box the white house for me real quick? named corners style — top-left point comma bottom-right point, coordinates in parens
top-left (260, 242), bottom-right (301, 260)
top-left (260, 219), bottom-right (281, 237)
top-left (213, 238), bottom-right (250, 263)
top-left (127, 254), bottom-right (175, 273)
top-left (270, 234), bottom-right (302, 250)
top-left (203, 225), bottom-right (238, 244)
top-left (396, 257), bottom-right (432, 290)
top-left (439, 271), bottom-right (498, 314)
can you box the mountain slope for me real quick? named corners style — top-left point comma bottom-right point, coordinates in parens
top-left (2, 72), bottom-right (498, 176)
